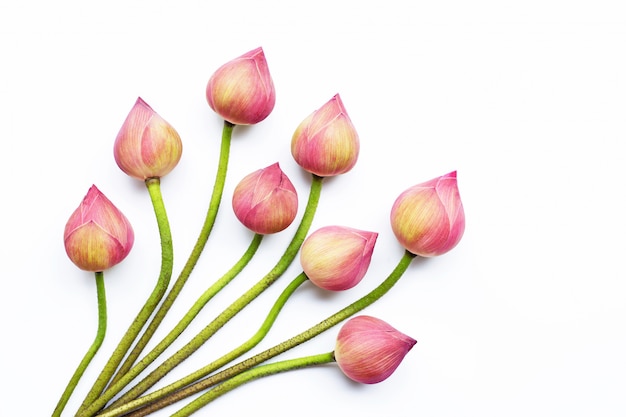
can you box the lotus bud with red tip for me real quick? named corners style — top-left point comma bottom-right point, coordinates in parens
top-left (390, 171), bottom-right (465, 257)
top-left (232, 163), bottom-right (298, 235)
top-left (300, 226), bottom-right (377, 291)
top-left (206, 47), bottom-right (276, 125)
top-left (291, 94), bottom-right (359, 177)
top-left (64, 185), bottom-right (135, 272)
top-left (335, 315), bottom-right (417, 384)
top-left (114, 97), bottom-right (183, 180)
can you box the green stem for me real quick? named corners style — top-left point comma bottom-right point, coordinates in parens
top-left (173, 352), bottom-right (335, 417)
top-left (109, 121), bottom-right (234, 386)
top-left (77, 178), bottom-right (174, 415)
top-left (83, 174), bottom-right (323, 417)
top-left (122, 250), bottom-right (416, 415)
top-left (51, 271), bottom-right (107, 417)
top-left (98, 272), bottom-right (308, 417)
top-left (99, 232), bottom-right (264, 414)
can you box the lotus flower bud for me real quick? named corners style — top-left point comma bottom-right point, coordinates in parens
top-left (64, 185), bottom-right (135, 272)
top-left (232, 163), bottom-right (298, 235)
top-left (206, 47), bottom-right (276, 125)
top-left (291, 94), bottom-right (359, 177)
top-left (390, 171), bottom-right (465, 257)
top-left (300, 226), bottom-right (377, 291)
top-left (335, 315), bottom-right (417, 384)
top-left (113, 97), bottom-right (183, 180)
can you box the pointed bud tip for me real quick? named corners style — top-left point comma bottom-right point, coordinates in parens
top-left (231, 163), bottom-right (298, 234)
top-left (390, 171), bottom-right (465, 257)
top-left (290, 94), bottom-right (359, 176)
top-left (335, 316), bottom-right (417, 384)
top-left (301, 226), bottom-right (378, 291)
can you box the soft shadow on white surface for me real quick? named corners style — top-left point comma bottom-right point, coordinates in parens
top-left (2, 1), bottom-right (625, 416)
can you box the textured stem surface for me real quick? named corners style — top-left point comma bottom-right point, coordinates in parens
top-left (109, 121), bottom-right (234, 386)
top-left (51, 271), bottom-right (107, 417)
top-left (121, 250), bottom-right (415, 415)
top-left (100, 233), bottom-right (263, 415)
top-left (84, 174), bottom-right (323, 416)
top-left (77, 178), bottom-right (174, 416)
top-left (99, 272), bottom-right (308, 417)
top-left (173, 352), bottom-right (335, 417)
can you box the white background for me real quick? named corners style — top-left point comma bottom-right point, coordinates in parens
top-left (2, 1), bottom-right (625, 416)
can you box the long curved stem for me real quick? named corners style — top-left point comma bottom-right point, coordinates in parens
top-left (121, 250), bottom-right (416, 415)
top-left (99, 232), bottom-right (263, 415)
top-left (82, 174), bottom-right (323, 416)
top-left (77, 178), bottom-right (174, 415)
top-left (173, 352), bottom-right (335, 417)
top-left (98, 272), bottom-right (308, 417)
top-left (51, 271), bottom-right (107, 417)
top-left (109, 121), bottom-right (234, 386)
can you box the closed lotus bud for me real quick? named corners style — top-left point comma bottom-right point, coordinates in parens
top-left (390, 171), bottom-right (465, 257)
top-left (206, 47), bottom-right (276, 125)
top-left (114, 97), bottom-right (183, 180)
top-left (300, 226), bottom-right (377, 291)
top-left (291, 94), bottom-right (359, 177)
top-left (335, 315), bottom-right (417, 384)
top-left (64, 185), bottom-right (135, 272)
top-left (232, 163), bottom-right (298, 235)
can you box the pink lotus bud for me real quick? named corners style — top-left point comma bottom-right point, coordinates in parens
top-left (64, 185), bottom-right (135, 272)
top-left (300, 226), bottom-right (377, 291)
top-left (390, 171), bottom-right (465, 257)
top-left (291, 94), bottom-right (359, 177)
top-left (206, 47), bottom-right (276, 125)
top-left (113, 97), bottom-right (183, 180)
top-left (335, 315), bottom-right (417, 384)
top-left (231, 163), bottom-right (298, 235)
